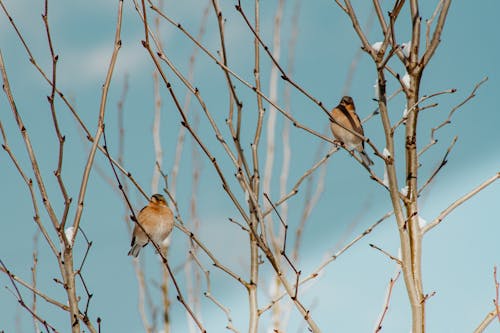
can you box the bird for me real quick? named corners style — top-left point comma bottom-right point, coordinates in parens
top-left (330, 95), bottom-right (374, 166)
top-left (128, 193), bottom-right (174, 258)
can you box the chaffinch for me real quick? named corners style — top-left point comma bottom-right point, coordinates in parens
top-left (128, 194), bottom-right (174, 257)
top-left (330, 96), bottom-right (373, 166)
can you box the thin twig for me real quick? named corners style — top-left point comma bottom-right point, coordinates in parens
top-left (421, 0), bottom-right (451, 67)
top-left (262, 0), bottom-right (284, 254)
top-left (425, 1), bottom-right (444, 50)
top-left (102, 128), bottom-right (207, 332)
top-left (0, 260), bottom-right (59, 333)
top-left (263, 147), bottom-right (337, 218)
top-left (418, 136), bottom-right (457, 196)
top-left (494, 266), bottom-right (500, 324)
top-left (70, 0), bottom-right (124, 244)
top-left (209, 0), bottom-right (250, 182)
top-left (134, 0), bottom-right (259, 226)
top-left (184, 92), bottom-right (205, 333)
top-left (0, 50), bottom-right (62, 254)
top-left (169, 2), bottom-right (210, 198)
top-left (42, 0), bottom-right (72, 233)
top-left (75, 226), bottom-right (94, 320)
top-left (279, 0), bottom-right (301, 229)
top-left (369, 244), bottom-right (402, 266)
top-left (31, 232), bottom-right (40, 333)
top-left (0, 121), bottom-right (59, 257)
top-left (259, 210), bottom-right (392, 315)
top-left (148, 1), bottom-right (363, 149)
top-left (292, 141), bottom-right (328, 261)
top-left (0, 0), bottom-right (148, 200)
top-left (248, 3), bottom-right (265, 331)
top-left (374, 270), bottom-right (401, 333)
top-left (236, 0), bottom-right (382, 160)
top-left (422, 172), bottom-right (500, 234)
top-left (393, 88), bottom-right (456, 132)
top-left (418, 77), bottom-right (487, 156)
top-left (190, 249), bottom-right (239, 333)
top-left (156, 168), bottom-right (248, 287)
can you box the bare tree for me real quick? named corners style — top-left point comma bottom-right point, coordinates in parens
top-left (0, 1), bottom-right (498, 332)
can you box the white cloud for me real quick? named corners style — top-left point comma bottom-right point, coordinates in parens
top-left (59, 41), bottom-right (148, 87)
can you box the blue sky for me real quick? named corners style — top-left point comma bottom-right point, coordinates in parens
top-left (1, 0), bottom-right (499, 332)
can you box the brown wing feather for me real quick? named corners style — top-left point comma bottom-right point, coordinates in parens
top-left (335, 104), bottom-right (363, 135)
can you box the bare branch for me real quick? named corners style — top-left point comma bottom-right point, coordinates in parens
top-left (421, 0), bottom-right (451, 67)
top-left (425, 0), bottom-right (444, 49)
top-left (190, 249), bottom-right (239, 333)
top-left (341, 0), bottom-right (375, 58)
top-left (334, 0), bottom-right (347, 13)
top-left (494, 266), bottom-right (500, 324)
top-left (1, 260), bottom-right (59, 332)
top-left (473, 308), bottom-right (500, 333)
top-left (259, 210), bottom-right (392, 316)
top-left (248, 3), bottom-right (265, 330)
top-left (262, 0), bottom-right (284, 232)
top-left (374, 270), bottom-right (401, 333)
top-left (132, 260), bottom-right (154, 333)
top-left (393, 88), bottom-right (456, 132)
top-left (31, 233), bottom-right (40, 333)
top-left (293, 142), bottom-right (328, 261)
top-left (423, 172), bottom-right (500, 234)
top-left (237, 0), bottom-right (383, 161)
top-left (148, 3), bottom-right (340, 146)
top-left (169, 2), bottom-right (210, 197)
top-left (0, 50), bottom-right (62, 247)
top-left (264, 147), bottom-right (336, 218)
top-left (418, 77), bottom-right (487, 156)
top-left (418, 136), bottom-right (457, 196)
top-left (0, 121), bottom-right (59, 257)
top-left (102, 126), bottom-right (207, 332)
top-left (369, 244), bottom-right (402, 266)
top-left (70, 0), bottom-right (123, 243)
top-left (41, 0), bottom-right (72, 232)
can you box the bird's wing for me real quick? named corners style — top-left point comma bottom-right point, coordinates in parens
top-left (334, 104), bottom-right (364, 135)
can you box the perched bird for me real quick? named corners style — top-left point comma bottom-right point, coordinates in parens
top-left (128, 194), bottom-right (174, 257)
top-left (330, 96), bottom-right (374, 166)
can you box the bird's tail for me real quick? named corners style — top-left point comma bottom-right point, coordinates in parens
top-left (128, 244), bottom-right (141, 257)
top-left (360, 150), bottom-right (374, 166)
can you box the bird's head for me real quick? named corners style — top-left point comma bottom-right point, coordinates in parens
top-left (151, 193), bottom-right (167, 205)
top-left (340, 95), bottom-right (354, 107)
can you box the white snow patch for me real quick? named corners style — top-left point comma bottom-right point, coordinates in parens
top-left (65, 227), bottom-right (75, 246)
top-left (382, 165), bottom-right (389, 187)
top-left (402, 73), bottom-right (410, 88)
top-left (418, 216), bottom-right (427, 228)
top-left (373, 80), bottom-right (379, 99)
top-left (401, 41), bottom-right (411, 57)
top-left (372, 41), bottom-right (383, 52)
top-left (400, 186), bottom-right (409, 197)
